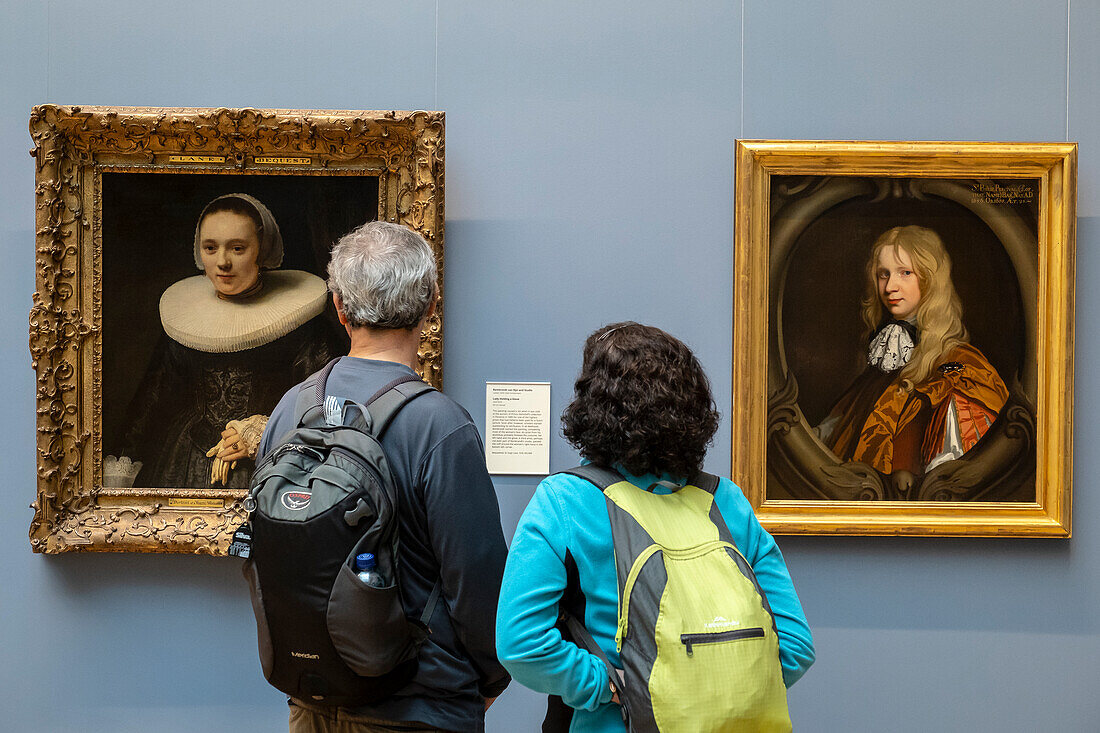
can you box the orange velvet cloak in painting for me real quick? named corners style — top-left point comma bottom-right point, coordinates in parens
top-left (822, 343), bottom-right (1009, 475)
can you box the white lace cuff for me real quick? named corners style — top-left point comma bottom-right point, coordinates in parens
top-left (227, 415), bottom-right (269, 459)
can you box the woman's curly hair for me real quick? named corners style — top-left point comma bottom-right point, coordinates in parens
top-left (562, 322), bottom-right (720, 479)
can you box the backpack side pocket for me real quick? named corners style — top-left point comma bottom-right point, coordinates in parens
top-left (327, 563), bottom-right (417, 676)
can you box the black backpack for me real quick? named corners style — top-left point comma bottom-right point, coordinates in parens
top-left (235, 359), bottom-right (440, 707)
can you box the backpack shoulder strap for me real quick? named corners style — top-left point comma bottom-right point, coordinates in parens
top-left (560, 613), bottom-right (630, 726)
top-left (364, 376), bottom-right (436, 438)
top-left (565, 465), bottom-right (721, 496)
top-left (552, 547), bottom-right (630, 728)
top-left (691, 471), bottom-right (720, 495)
top-left (558, 464), bottom-right (624, 492)
top-left (295, 363), bottom-right (434, 435)
top-left (363, 378), bottom-right (440, 633)
top-left (293, 358), bottom-right (341, 428)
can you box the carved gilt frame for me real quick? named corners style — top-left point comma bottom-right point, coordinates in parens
top-left (29, 106), bottom-right (445, 553)
top-left (733, 140), bottom-right (1075, 537)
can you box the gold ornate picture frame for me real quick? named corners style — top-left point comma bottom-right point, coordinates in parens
top-left (29, 106), bottom-right (445, 554)
top-left (733, 140), bottom-right (1075, 537)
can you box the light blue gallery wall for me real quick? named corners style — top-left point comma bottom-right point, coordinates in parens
top-left (1, 1), bottom-right (1097, 731)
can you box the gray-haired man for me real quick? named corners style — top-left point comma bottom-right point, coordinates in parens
top-left (258, 221), bottom-right (510, 732)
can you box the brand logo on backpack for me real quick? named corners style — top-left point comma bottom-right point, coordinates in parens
top-left (704, 615), bottom-right (740, 630)
top-left (281, 491), bottom-right (312, 510)
top-left (291, 651), bottom-right (320, 660)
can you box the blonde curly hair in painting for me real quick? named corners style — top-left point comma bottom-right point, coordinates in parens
top-left (860, 225), bottom-right (969, 389)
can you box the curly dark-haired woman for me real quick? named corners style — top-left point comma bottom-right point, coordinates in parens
top-left (496, 323), bottom-right (814, 732)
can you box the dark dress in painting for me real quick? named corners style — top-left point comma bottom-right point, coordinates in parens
top-left (121, 271), bottom-right (340, 489)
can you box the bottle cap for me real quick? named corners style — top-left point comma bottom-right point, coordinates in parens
top-left (355, 552), bottom-right (376, 570)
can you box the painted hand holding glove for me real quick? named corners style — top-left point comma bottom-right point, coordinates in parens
top-left (206, 414), bottom-right (269, 485)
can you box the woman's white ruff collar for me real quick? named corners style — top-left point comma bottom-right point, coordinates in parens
top-left (159, 270), bottom-right (327, 353)
top-left (867, 323), bottom-right (915, 373)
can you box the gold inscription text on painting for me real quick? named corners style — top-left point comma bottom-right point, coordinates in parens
top-left (969, 181), bottom-right (1035, 205)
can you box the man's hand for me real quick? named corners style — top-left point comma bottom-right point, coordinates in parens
top-left (484, 696), bottom-right (498, 711)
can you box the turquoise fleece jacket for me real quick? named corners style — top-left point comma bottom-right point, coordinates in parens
top-left (496, 469), bottom-right (815, 732)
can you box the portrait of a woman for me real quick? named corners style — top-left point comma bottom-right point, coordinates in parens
top-left (816, 225), bottom-right (1010, 490)
top-left (111, 193), bottom-right (340, 489)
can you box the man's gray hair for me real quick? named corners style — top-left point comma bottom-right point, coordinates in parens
top-left (327, 221), bottom-right (438, 330)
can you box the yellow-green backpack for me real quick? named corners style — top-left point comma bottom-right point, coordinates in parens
top-left (560, 465), bottom-right (791, 733)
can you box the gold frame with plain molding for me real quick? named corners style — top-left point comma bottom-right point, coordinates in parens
top-left (733, 140), bottom-right (1075, 537)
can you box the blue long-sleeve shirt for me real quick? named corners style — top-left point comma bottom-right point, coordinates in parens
top-left (259, 357), bottom-right (510, 733)
top-left (496, 468), bottom-right (815, 732)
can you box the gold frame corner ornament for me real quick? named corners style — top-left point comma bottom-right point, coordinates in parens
top-left (28, 105), bottom-right (445, 554)
top-left (732, 139), bottom-right (1075, 537)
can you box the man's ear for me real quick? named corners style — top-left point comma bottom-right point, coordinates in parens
top-left (412, 290), bottom-right (439, 334)
top-left (426, 290), bottom-right (439, 320)
top-left (332, 292), bottom-right (349, 326)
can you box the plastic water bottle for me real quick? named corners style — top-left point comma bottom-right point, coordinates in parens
top-left (355, 553), bottom-right (385, 588)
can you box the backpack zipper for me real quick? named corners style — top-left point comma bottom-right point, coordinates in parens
top-left (681, 627), bottom-right (764, 656)
top-left (250, 443), bottom-right (387, 514)
top-left (331, 446), bottom-right (394, 519)
top-left (277, 443), bottom-right (326, 462)
top-left (247, 444), bottom-right (326, 512)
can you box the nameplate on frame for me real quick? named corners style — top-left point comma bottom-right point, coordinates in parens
top-left (167, 155), bottom-right (227, 164)
top-left (254, 156), bottom-right (312, 166)
top-left (167, 497), bottom-right (226, 509)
